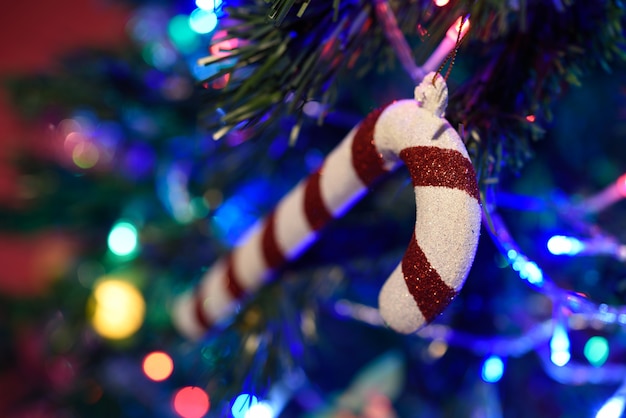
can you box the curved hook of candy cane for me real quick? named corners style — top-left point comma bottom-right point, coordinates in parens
top-left (375, 74), bottom-right (481, 334)
top-left (172, 72), bottom-right (481, 339)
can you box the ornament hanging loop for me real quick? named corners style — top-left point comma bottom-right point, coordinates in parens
top-left (433, 14), bottom-right (469, 85)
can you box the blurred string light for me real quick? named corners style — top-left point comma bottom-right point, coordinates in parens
top-left (196, 0), bottom-right (222, 10)
top-left (56, 117), bottom-right (106, 170)
top-left (173, 386), bottom-right (210, 418)
top-left (547, 235), bottom-right (585, 256)
top-left (581, 173), bottom-right (626, 214)
top-left (481, 355), bottom-right (505, 383)
top-left (189, 8), bottom-right (218, 34)
top-left (584, 337), bottom-right (610, 367)
top-left (232, 394), bottom-right (258, 418)
top-left (596, 377), bottom-right (626, 418)
top-left (107, 221), bottom-right (139, 257)
top-left (244, 402), bottom-right (274, 418)
top-left (143, 351), bottom-right (174, 382)
top-left (232, 370), bottom-right (304, 418)
top-left (504, 248), bottom-right (544, 287)
top-left (88, 278), bottom-right (145, 340)
top-left (550, 321), bottom-right (571, 367)
top-left (547, 234), bottom-right (626, 261)
top-left (168, 15), bottom-right (201, 54)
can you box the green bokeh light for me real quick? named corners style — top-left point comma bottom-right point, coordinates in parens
top-left (167, 15), bottom-right (200, 54)
top-left (583, 336), bottom-right (609, 367)
top-left (107, 221), bottom-right (139, 256)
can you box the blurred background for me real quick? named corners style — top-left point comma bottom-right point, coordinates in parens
top-left (2, 1), bottom-right (626, 417)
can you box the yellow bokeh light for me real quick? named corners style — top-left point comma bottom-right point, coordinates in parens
top-left (72, 141), bottom-right (100, 169)
top-left (143, 351), bottom-right (174, 381)
top-left (89, 279), bottom-right (145, 340)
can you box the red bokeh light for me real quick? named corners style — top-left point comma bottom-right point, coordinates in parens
top-left (173, 386), bottom-right (210, 418)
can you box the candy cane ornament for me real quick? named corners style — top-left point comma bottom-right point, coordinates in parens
top-left (173, 72), bottom-right (481, 338)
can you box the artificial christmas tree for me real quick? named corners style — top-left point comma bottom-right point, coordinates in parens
top-left (2, 0), bottom-right (626, 417)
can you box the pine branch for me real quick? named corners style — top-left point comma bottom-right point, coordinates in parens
top-left (198, 0), bottom-right (626, 185)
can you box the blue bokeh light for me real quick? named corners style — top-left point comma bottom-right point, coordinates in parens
top-left (481, 355), bottom-right (504, 383)
top-left (232, 394), bottom-right (258, 418)
top-left (506, 248), bottom-right (544, 287)
top-left (196, 0), bottom-right (222, 10)
top-left (189, 8), bottom-right (218, 34)
top-left (596, 396), bottom-right (625, 418)
top-left (550, 323), bottom-right (571, 367)
top-left (212, 196), bottom-right (257, 245)
top-left (547, 235), bottom-right (585, 256)
top-left (245, 402), bottom-right (274, 418)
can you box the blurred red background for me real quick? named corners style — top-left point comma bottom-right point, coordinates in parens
top-left (0, 0), bottom-right (131, 296)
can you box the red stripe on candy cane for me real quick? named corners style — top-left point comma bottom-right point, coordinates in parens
top-left (352, 107), bottom-right (388, 185)
top-left (402, 233), bottom-right (457, 323)
top-left (194, 294), bottom-right (213, 329)
top-left (304, 170), bottom-right (334, 230)
top-left (261, 212), bottom-right (287, 269)
top-left (225, 256), bottom-right (246, 299)
top-left (397, 146), bottom-right (479, 322)
top-left (400, 146), bottom-right (480, 202)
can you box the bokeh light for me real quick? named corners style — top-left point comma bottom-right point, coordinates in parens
top-left (506, 249), bottom-right (545, 287)
top-left (143, 351), bottom-right (174, 381)
top-left (142, 42), bottom-right (177, 70)
top-left (434, 0), bottom-right (449, 6)
top-left (196, 0), bottom-right (222, 10)
top-left (616, 173), bottom-right (626, 197)
top-left (168, 15), bottom-right (200, 53)
top-left (596, 396), bottom-right (625, 418)
top-left (481, 355), bottom-right (504, 383)
top-left (72, 140), bottom-right (100, 169)
top-left (547, 235), bottom-right (584, 256)
top-left (173, 386), bottom-right (210, 418)
top-left (550, 323), bottom-right (571, 367)
top-left (107, 221), bottom-right (139, 256)
top-left (427, 339), bottom-right (448, 359)
top-left (89, 279), bottom-right (145, 340)
top-left (446, 16), bottom-right (470, 40)
top-left (232, 394), bottom-right (258, 418)
top-left (189, 9), bottom-right (218, 34)
top-left (584, 336), bottom-right (610, 367)
top-left (244, 402), bottom-right (274, 418)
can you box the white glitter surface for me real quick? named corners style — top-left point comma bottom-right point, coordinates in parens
top-left (414, 187), bottom-right (481, 289)
top-left (379, 266), bottom-right (426, 334)
top-left (320, 127), bottom-right (369, 216)
top-left (378, 187), bottom-right (481, 334)
top-left (374, 100), bottom-right (467, 165)
top-left (232, 223), bottom-right (269, 290)
top-left (375, 73), bottom-right (481, 334)
top-left (201, 260), bottom-right (237, 323)
top-left (275, 184), bottom-right (316, 259)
